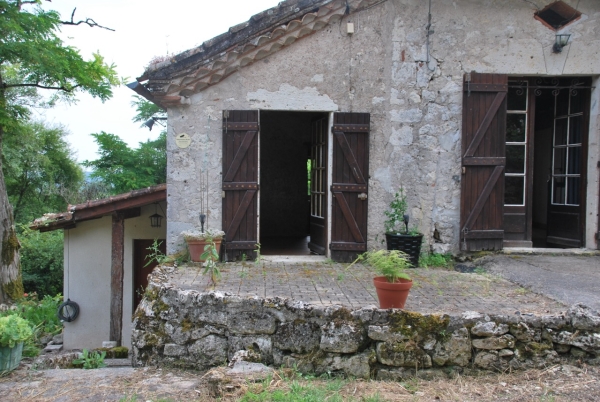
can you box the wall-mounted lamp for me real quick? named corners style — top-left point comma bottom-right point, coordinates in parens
top-left (143, 116), bottom-right (167, 131)
top-left (149, 203), bottom-right (163, 228)
top-left (552, 33), bottom-right (571, 53)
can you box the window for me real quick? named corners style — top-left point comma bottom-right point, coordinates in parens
top-left (551, 89), bottom-right (583, 206)
top-left (310, 121), bottom-right (326, 218)
top-left (535, 1), bottom-right (581, 30)
top-left (504, 82), bottom-right (528, 206)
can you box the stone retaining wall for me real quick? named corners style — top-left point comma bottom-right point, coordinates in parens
top-left (132, 267), bottom-right (600, 378)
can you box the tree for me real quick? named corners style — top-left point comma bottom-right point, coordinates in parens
top-left (3, 121), bottom-right (83, 224)
top-left (0, 0), bottom-right (119, 303)
top-left (82, 131), bottom-right (166, 194)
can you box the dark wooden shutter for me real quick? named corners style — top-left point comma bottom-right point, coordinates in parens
top-left (222, 110), bottom-right (259, 260)
top-left (460, 73), bottom-right (507, 251)
top-left (330, 112), bottom-right (369, 262)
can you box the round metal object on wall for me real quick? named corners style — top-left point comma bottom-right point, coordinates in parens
top-left (175, 133), bottom-right (191, 148)
top-left (57, 299), bottom-right (80, 323)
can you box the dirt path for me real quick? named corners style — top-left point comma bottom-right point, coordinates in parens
top-left (2, 360), bottom-right (600, 401)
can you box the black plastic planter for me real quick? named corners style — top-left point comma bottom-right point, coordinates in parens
top-left (385, 233), bottom-right (423, 267)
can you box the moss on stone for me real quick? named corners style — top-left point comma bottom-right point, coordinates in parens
top-left (388, 311), bottom-right (450, 340)
top-left (181, 318), bottom-right (194, 332)
top-left (95, 346), bottom-right (129, 358)
top-left (515, 340), bottom-right (553, 359)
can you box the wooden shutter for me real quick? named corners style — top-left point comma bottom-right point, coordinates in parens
top-left (222, 110), bottom-right (259, 260)
top-left (460, 73), bottom-right (507, 251)
top-left (330, 112), bottom-right (369, 262)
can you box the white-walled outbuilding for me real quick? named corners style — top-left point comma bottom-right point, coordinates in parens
top-left (31, 184), bottom-right (166, 350)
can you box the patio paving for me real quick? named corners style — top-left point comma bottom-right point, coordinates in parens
top-left (167, 256), bottom-right (567, 316)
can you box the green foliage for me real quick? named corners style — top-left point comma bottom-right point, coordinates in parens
top-left (0, 0), bottom-right (119, 303)
top-left (1, 292), bottom-right (62, 334)
top-left (0, 1), bottom-right (118, 125)
top-left (82, 131), bottom-right (166, 194)
top-left (131, 95), bottom-right (165, 123)
top-left (418, 253), bottom-right (453, 268)
top-left (72, 349), bottom-right (106, 369)
top-left (18, 225), bottom-right (63, 297)
top-left (200, 239), bottom-right (220, 287)
top-left (350, 250), bottom-right (412, 283)
top-left (384, 187), bottom-right (408, 233)
top-left (384, 187), bottom-right (420, 235)
top-left (254, 242), bottom-right (262, 265)
top-left (3, 121), bottom-right (83, 223)
top-left (0, 314), bottom-right (33, 348)
top-left (144, 239), bottom-right (168, 267)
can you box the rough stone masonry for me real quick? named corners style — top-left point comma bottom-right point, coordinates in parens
top-left (132, 266), bottom-right (600, 379)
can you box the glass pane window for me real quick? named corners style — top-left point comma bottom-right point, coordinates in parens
top-left (556, 90), bottom-right (569, 116)
top-left (551, 85), bottom-right (583, 207)
top-left (553, 147), bottom-right (566, 176)
top-left (506, 145), bottom-right (526, 174)
top-left (570, 91), bottom-right (583, 114)
top-left (310, 122), bottom-right (326, 218)
top-left (505, 81), bottom-right (528, 207)
top-left (567, 177), bottom-right (580, 205)
top-left (567, 146), bottom-right (581, 175)
top-left (507, 86), bottom-right (527, 111)
top-left (569, 115), bottom-right (582, 144)
top-left (554, 118), bottom-right (568, 146)
top-left (506, 114), bottom-right (526, 142)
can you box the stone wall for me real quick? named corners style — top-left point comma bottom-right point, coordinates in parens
top-left (132, 266), bottom-right (600, 378)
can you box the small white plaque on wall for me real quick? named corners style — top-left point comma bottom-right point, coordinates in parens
top-left (175, 133), bottom-right (191, 148)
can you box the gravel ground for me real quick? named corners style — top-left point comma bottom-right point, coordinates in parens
top-left (2, 359), bottom-right (600, 401)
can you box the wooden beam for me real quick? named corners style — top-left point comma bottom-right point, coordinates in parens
top-left (73, 192), bottom-right (164, 221)
top-left (110, 212), bottom-right (125, 346)
top-left (120, 207), bottom-right (141, 220)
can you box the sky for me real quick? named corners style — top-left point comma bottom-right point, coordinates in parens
top-left (37, 0), bottom-right (281, 163)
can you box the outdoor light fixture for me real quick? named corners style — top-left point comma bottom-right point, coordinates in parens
top-left (143, 116), bottom-right (167, 131)
top-left (150, 203), bottom-right (163, 228)
top-left (552, 33), bottom-right (571, 53)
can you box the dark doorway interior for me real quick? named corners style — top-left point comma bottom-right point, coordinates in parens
top-left (532, 88), bottom-right (554, 247)
top-left (259, 111), bottom-right (327, 255)
top-left (531, 78), bottom-right (590, 248)
top-left (133, 239), bottom-right (165, 311)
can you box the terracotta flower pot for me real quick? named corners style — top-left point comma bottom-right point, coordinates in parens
top-left (373, 276), bottom-right (413, 309)
top-left (186, 238), bottom-right (222, 262)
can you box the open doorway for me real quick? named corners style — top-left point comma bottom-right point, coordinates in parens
top-left (504, 77), bottom-right (591, 248)
top-left (531, 77), bottom-right (591, 248)
top-left (259, 111), bottom-right (329, 255)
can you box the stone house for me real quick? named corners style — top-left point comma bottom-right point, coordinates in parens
top-left (129, 0), bottom-right (600, 261)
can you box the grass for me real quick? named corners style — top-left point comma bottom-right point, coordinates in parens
top-left (240, 372), bottom-right (381, 402)
top-left (418, 253), bottom-right (454, 268)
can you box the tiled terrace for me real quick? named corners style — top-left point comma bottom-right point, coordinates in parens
top-left (167, 256), bottom-right (566, 316)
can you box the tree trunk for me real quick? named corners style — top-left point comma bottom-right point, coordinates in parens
top-left (0, 75), bottom-right (24, 304)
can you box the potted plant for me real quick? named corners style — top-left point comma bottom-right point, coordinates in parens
top-left (384, 187), bottom-right (424, 267)
top-left (0, 315), bottom-right (33, 372)
top-left (351, 250), bottom-right (413, 309)
top-left (182, 228), bottom-right (225, 262)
